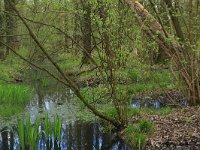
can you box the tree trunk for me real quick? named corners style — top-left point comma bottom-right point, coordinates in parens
top-left (0, 1), bottom-right (5, 60)
top-left (64, 0), bottom-right (69, 51)
top-left (4, 0), bottom-right (18, 56)
top-left (164, 0), bottom-right (185, 42)
top-left (8, 0), bottom-right (122, 129)
top-left (125, 0), bottom-right (200, 105)
top-left (81, 0), bottom-right (92, 64)
top-left (33, 0), bottom-right (39, 11)
top-left (98, 0), bottom-right (115, 59)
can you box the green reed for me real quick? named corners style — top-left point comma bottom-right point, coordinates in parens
top-left (26, 116), bottom-right (40, 150)
top-left (17, 120), bottom-right (25, 150)
top-left (53, 115), bottom-right (62, 141)
top-left (0, 84), bottom-right (33, 117)
top-left (0, 84), bottom-right (32, 105)
top-left (44, 114), bottom-right (52, 138)
top-left (17, 115), bottom-right (62, 149)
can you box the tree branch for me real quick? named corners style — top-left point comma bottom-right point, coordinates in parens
top-left (7, 0), bottom-right (120, 128)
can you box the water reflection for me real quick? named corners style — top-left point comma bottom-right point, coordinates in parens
top-left (0, 76), bottom-right (132, 149)
top-left (0, 122), bottom-right (131, 150)
top-left (132, 98), bottom-right (162, 109)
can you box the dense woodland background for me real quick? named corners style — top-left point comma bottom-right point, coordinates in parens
top-left (0, 0), bottom-right (200, 136)
top-left (0, 0), bottom-right (200, 149)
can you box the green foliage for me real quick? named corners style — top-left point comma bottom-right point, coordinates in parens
top-left (44, 114), bottom-right (51, 138)
top-left (0, 84), bottom-right (32, 105)
top-left (127, 107), bottom-right (172, 118)
top-left (127, 66), bottom-right (176, 95)
top-left (53, 115), bottom-right (62, 141)
top-left (102, 107), bottom-right (118, 119)
top-left (129, 68), bottom-right (140, 82)
top-left (127, 107), bottom-right (141, 117)
top-left (80, 86), bottom-right (109, 105)
top-left (17, 115), bottom-right (62, 149)
top-left (76, 109), bottom-right (95, 122)
top-left (0, 105), bottom-right (24, 117)
top-left (17, 120), bottom-right (25, 150)
top-left (134, 133), bottom-right (146, 150)
top-left (58, 53), bottom-right (82, 71)
top-left (0, 48), bottom-right (29, 83)
top-left (25, 117), bottom-right (40, 150)
top-left (140, 107), bottom-right (172, 116)
top-left (41, 78), bottom-right (50, 87)
top-left (125, 120), bottom-right (153, 149)
top-left (138, 120), bottom-right (154, 133)
top-left (17, 117), bottom-right (40, 150)
top-left (0, 84), bottom-right (33, 117)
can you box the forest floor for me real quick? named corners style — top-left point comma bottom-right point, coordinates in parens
top-left (145, 106), bottom-right (200, 149)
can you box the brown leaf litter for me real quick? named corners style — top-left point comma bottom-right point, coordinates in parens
top-left (145, 107), bottom-right (200, 150)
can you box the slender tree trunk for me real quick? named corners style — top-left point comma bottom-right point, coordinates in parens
top-left (7, 0), bottom-right (122, 128)
top-left (72, 1), bottom-right (79, 50)
top-left (98, 0), bottom-right (115, 59)
top-left (64, 1), bottom-right (69, 51)
top-left (125, 0), bottom-right (200, 105)
top-left (81, 0), bottom-right (92, 64)
top-left (164, 0), bottom-right (185, 42)
top-left (0, 1), bottom-right (5, 60)
top-left (33, 0), bottom-right (39, 13)
top-left (4, 0), bottom-right (18, 56)
top-left (155, 45), bottom-right (168, 64)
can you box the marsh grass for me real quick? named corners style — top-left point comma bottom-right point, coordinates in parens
top-left (17, 117), bottom-right (40, 150)
top-left (125, 120), bottom-right (154, 149)
top-left (26, 117), bottom-right (40, 150)
top-left (17, 115), bottom-right (62, 149)
top-left (0, 84), bottom-right (32, 105)
top-left (44, 114), bottom-right (52, 139)
top-left (17, 120), bottom-right (25, 150)
top-left (0, 105), bottom-right (23, 117)
top-left (53, 115), bottom-right (62, 141)
top-left (0, 84), bottom-right (32, 117)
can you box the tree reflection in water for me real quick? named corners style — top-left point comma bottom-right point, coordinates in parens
top-left (0, 122), bottom-right (132, 150)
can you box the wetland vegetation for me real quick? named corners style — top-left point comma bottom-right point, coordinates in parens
top-left (0, 0), bottom-right (200, 149)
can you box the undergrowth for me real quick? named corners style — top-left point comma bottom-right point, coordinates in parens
top-left (0, 83), bottom-right (33, 117)
top-left (125, 120), bottom-right (154, 150)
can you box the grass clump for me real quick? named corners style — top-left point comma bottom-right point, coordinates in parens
top-left (17, 117), bottom-right (40, 150)
top-left (125, 120), bottom-right (154, 149)
top-left (17, 115), bottom-right (62, 150)
top-left (0, 84), bottom-right (32, 105)
top-left (0, 105), bottom-right (24, 117)
top-left (140, 107), bottom-right (172, 116)
top-left (53, 115), bottom-right (62, 141)
top-left (0, 84), bottom-right (33, 117)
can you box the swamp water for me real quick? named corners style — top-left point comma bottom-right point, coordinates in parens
top-left (0, 80), bottom-right (132, 150)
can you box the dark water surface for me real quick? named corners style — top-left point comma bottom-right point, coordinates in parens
top-left (0, 122), bottom-right (131, 150)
